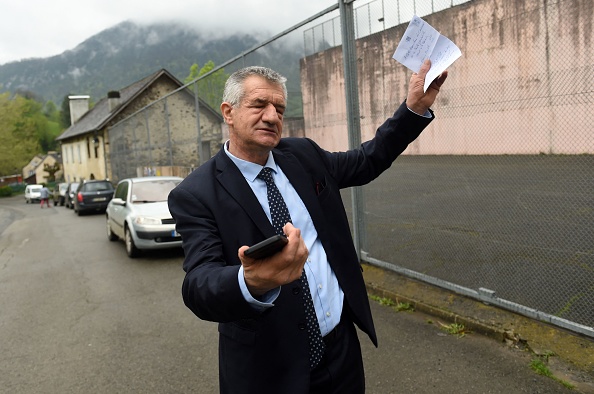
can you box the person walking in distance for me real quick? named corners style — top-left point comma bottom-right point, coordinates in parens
top-left (168, 61), bottom-right (447, 394)
top-left (40, 184), bottom-right (51, 208)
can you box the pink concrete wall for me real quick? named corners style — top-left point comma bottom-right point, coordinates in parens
top-left (301, 0), bottom-right (593, 154)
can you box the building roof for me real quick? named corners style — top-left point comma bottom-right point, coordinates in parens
top-left (56, 68), bottom-right (221, 141)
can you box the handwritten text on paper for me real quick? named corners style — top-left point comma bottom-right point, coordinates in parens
top-left (392, 15), bottom-right (462, 92)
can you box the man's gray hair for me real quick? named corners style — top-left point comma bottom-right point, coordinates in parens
top-left (222, 66), bottom-right (288, 107)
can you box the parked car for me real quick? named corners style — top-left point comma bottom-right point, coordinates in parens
top-left (24, 184), bottom-right (43, 203)
top-left (73, 180), bottom-right (114, 216)
top-left (64, 182), bottom-right (80, 209)
top-left (106, 176), bottom-right (183, 257)
top-left (53, 182), bottom-right (69, 206)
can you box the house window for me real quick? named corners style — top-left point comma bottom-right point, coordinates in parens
top-left (77, 144), bottom-right (82, 164)
top-left (87, 137), bottom-right (91, 159)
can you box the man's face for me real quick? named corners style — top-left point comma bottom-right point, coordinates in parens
top-left (222, 75), bottom-right (286, 163)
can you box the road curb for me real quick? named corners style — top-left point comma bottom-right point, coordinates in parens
top-left (361, 263), bottom-right (594, 378)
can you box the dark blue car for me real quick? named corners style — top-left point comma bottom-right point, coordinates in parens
top-left (73, 180), bottom-right (114, 216)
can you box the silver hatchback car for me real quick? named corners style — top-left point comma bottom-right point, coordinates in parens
top-left (106, 176), bottom-right (183, 257)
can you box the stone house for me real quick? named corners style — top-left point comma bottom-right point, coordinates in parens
top-left (56, 68), bottom-right (223, 183)
top-left (22, 152), bottom-right (62, 185)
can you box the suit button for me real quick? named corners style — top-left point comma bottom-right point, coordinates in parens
top-left (298, 323), bottom-right (306, 330)
top-left (292, 287), bottom-right (301, 295)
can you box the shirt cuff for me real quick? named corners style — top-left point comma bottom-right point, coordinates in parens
top-left (407, 107), bottom-right (432, 118)
top-left (238, 265), bottom-right (280, 311)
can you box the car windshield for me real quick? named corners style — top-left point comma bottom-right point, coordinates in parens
top-left (83, 182), bottom-right (113, 192)
top-left (131, 179), bottom-right (180, 203)
top-left (59, 184), bottom-right (69, 192)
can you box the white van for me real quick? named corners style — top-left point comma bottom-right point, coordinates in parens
top-left (25, 184), bottom-right (43, 203)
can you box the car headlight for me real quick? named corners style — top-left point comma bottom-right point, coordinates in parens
top-left (133, 216), bottom-right (161, 225)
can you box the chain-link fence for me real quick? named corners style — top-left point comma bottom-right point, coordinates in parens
top-left (108, 0), bottom-right (593, 337)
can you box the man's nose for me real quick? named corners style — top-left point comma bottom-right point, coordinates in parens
top-left (262, 103), bottom-right (280, 123)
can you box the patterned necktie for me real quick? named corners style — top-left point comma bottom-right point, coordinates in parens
top-left (257, 167), bottom-right (325, 369)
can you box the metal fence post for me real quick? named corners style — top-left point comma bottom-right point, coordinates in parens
top-left (132, 121), bottom-right (139, 177)
top-left (194, 81), bottom-right (204, 166)
top-left (164, 98), bottom-right (173, 166)
top-left (144, 110), bottom-right (153, 170)
top-left (339, 0), bottom-right (366, 259)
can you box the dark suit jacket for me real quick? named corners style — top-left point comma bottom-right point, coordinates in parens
top-left (168, 102), bottom-right (433, 394)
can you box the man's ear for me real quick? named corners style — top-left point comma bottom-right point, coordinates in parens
top-left (221, 102), bottom-right (233, 125)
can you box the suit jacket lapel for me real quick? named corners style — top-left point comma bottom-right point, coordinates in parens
top-left (214, 150), bottom-right (275, 237)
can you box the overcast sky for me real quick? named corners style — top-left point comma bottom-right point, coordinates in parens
top-left (0, 0), bottom-right (342, 65)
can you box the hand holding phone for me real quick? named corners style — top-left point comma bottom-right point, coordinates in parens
top-left (244, 234), bottom-right (288, 259)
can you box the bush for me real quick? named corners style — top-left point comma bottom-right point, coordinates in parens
top-left (0, 186), bottom-right (13, 197)
top-left (10, 183), bottom-right (26, 194)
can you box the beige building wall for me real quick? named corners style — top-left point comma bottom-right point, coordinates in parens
top-left (33, 154), bottom-right (62, 184)
top-left (301, 0), bottom-right (593, 155)
top-left (61, 136), bottom-right (106, 182)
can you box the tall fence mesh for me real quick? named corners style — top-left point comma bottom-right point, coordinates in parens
top-left (108, 0), bottom-right (594, 335)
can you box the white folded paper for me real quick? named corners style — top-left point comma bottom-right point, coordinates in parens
top-left (392, 15), bottom-right (461, 92)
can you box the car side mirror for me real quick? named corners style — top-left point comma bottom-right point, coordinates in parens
top-left (112, 198), bottom-right (126, 206)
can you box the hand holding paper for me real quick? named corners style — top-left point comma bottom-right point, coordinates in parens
top-left (393, 15), bottom-right (461, 92)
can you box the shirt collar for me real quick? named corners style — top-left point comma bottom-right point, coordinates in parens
top-left (224, 140), bottom-right (277, 182)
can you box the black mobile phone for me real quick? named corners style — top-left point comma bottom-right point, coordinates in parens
top-left (244, 234), bottom-right (288, 259)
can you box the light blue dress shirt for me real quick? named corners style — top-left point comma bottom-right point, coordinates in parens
top-left (225, 142), bottom-right (343, 336)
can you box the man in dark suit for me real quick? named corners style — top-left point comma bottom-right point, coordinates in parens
top-left (168, 61), bottom-right (447, 393)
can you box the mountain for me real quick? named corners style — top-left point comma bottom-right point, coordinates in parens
top-left (0, 21), bottom-right (265, 104)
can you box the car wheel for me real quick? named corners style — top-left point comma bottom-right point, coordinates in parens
top-left (106, 217), bottom-right (118, 241)
top-left (125, 225), bottom-right (140, 258)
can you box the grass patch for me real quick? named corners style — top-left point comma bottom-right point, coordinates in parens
top-left (394, 302), bottom-right (414, 312)
top-left (529, 357), bottom-right (575, 390)
top-left (369, 295), bottom-right (395, 306)
top-left (369, 295), bottom-right (415, 312)
top-left (530, 358), bottom-right (553, 377)
top-left (437, 321), bottom-right (470, 338)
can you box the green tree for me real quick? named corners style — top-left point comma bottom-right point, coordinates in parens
top-left (44, 101), bottom-right (59, 121)
top-left (18, 97), bottom-right (61, 153)
top-left (184, 64), bottom-right (201, 84)
top-left (38, 119), bottom-right (62, 152)
top-left (59, 94), bottom-right (72, 129)
top-left (43, 162), bottom-right (61, 182)
top-left (184, 61), bottom-right (228, 111)
top-left (0, 92), bottom-right (41, 176)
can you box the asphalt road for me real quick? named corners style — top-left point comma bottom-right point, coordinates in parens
top-left (0, 195), bottom-right (577, 393)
